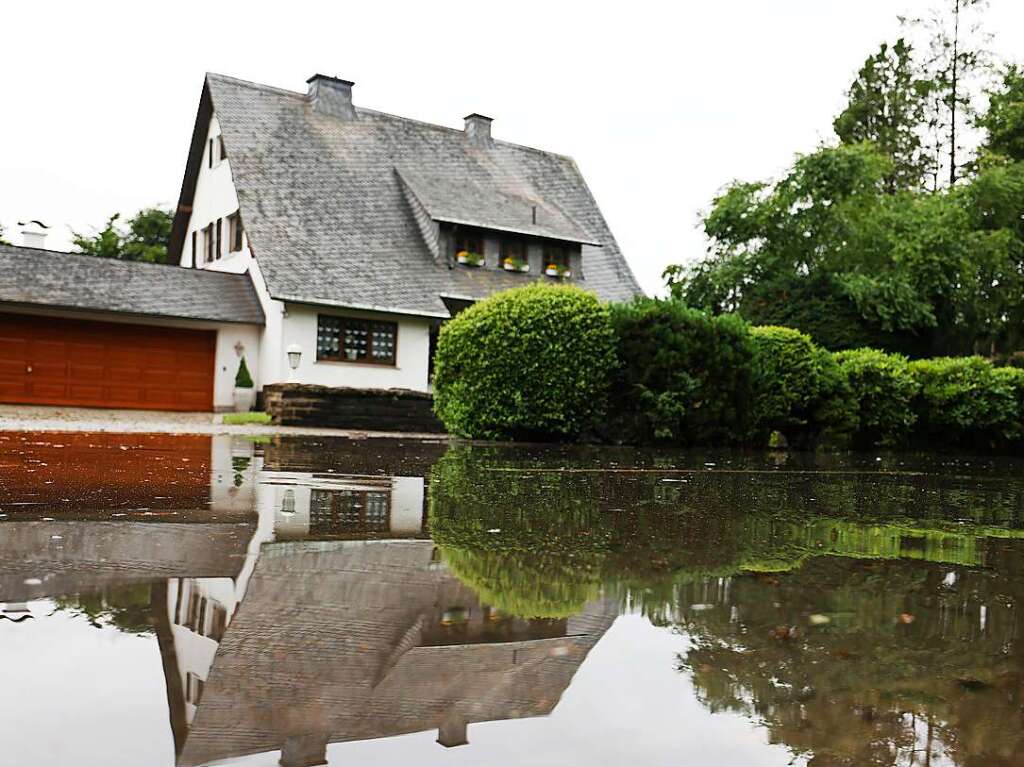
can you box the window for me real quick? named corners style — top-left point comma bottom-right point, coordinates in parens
top-left (228, 211), bottom-right (243, 252)
top-left (317, 315), bottom-right (397, 365)
top-left (215, 218), bottom-right (223, 260)
top-left (203, 223), bottom-right (215, 263)
top-left (310, 489), bottom-right (391, 536)
top-left (544, 243), bottom-right (572, 278)
top-left (190, 231), bottom-right (197, 267)
top-left (218, 135), bottom-right (227, 162)
top-left (186, 672), bottom-right (204, 705)
top-left (454, 231), bottom-right (485, 267)
top-left (208, 138), bottom-right (214, 168)
top-left (501, 239), bottom-right (529, 272)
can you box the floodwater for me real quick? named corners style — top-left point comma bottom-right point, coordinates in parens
top-left (1, 433), bottom-right (1023, 767)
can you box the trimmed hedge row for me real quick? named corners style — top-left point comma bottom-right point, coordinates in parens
top-left (431, 286), bottom-right (1024, 451)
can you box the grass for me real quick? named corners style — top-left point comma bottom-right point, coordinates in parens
top-left (222, 411), bottom-right (272, 426)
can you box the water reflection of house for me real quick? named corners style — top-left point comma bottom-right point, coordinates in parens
top-left (260, 471), bottom-right (427, 540)
top-left (0, 433), bottom-right (262, 603)
top-left (161, 539), bottom-right (617, 767)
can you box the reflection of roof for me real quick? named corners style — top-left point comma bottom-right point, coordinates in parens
top-left (0, 521), bottom-right (254, 602)
top-left (0, 244), bottom-right (265, 324)
top-left (176, 540), bottom-right (616, 766)
top-left (175, 73), bottom-right (641, 318)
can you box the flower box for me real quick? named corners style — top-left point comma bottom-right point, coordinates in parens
top-left (545, 265), bottom-right (572, 278)
top-left (502, 258), bottom-right (529, 273)
top-left (456, 251), bottom-right (485, 267)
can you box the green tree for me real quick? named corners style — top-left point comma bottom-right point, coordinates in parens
top-left (978, 64), bottom-right (1024, 162)
top-left (834, 39), bottom-right (932, 191)
top-left (72, 206), bottom-right (172, 263)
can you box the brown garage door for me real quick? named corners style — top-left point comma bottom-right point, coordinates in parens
top-left (0, 313), bottom-right (216, 411)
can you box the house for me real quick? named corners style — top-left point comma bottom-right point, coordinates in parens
top-left (0, 72), bottom-right (641, 415)
top-left (170, 73), bottom-right (641, 395)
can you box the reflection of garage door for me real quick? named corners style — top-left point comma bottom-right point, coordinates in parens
top-left (0, 312), bottom-right (216, 411)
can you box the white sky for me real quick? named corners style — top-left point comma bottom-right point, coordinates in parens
top-left (1, 0), bottom-right (1022, 295)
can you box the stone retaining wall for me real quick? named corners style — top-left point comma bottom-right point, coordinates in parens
top-left (263, 383), bottom-right (446, 433)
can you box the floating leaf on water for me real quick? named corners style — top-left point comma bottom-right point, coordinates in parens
top-left (808, 614), bottom-right (831, 626)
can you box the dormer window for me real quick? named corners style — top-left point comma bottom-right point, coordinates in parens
top-left (544, 243), bottom-right (572, 278)
top-left (454, 232), bottom-right (484, 267)
top-left (500, 239), bottom-right (529, 273)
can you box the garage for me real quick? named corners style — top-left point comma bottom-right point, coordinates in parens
top-left (0, 244), bottom-right (265, 412)
top-left (0, 313), bottom-right (217, 411)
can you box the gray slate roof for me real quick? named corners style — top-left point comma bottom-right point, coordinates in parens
top-left (187, 73), bottom-right (642, 317)
top-left (0, 245), bottom-right (264, 324)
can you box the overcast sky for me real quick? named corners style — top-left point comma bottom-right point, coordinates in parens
top-left (2, 1), bottom-right (1022, 294)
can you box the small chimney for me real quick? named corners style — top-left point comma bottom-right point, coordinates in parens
top-left (18, 220), bottom-right (49, 249)
top-left (306, 74), bottom-right (356, 120)
top-left (464, 113), bottom-right (493, 148)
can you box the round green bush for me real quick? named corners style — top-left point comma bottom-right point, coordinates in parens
top-left (910, 357), bottom-right (1023, 449)
top-left (834, 348), bottom-right (919, 448)
top-left (432, 283), bottom-right (616, 440)
top-left (608, 299), bottom-right (757, 444)
top-left (750, 326), bottom-right (853, 447)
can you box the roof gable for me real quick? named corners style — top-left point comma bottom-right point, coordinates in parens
top-left (172, 73), bottom-right (642, 317)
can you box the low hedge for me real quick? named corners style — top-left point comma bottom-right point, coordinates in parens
top-left (910, 357), bottom-right (1024, 450)
top-left (834, 348), bottom-right (919, 448)
top-left (608, 298), bottom-right (757, 444)
top-left (432, 283), bottom-right (615, 440)
top-left (749, 326), bottom-right (853, 447)
top-left (432, 287), bottom-right (1024, 452)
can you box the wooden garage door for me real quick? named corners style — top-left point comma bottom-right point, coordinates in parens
top-left (0, 313), bottom-right (216, 411)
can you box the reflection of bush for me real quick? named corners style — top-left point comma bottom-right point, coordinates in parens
top-left (428, 446), bottom-right (610, 618)
top-left (439, 546), bottom-right (598, 618)
top-left (429, 445), bottom-right (1024, 620)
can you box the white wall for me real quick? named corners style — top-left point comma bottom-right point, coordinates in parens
top-left (179, 115), bottom-right (250, 274)
top-left (280, 303), bottom-right (432, 392)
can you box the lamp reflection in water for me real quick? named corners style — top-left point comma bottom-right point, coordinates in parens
top-left (280, 488), bottom-right (296, 516)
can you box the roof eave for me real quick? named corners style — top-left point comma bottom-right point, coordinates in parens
top-left (432, 217), bottom-right (603, 248)
top-left (0, 299), bottom-right (264, 326)
top-left (273, 294), bottom-right (450, 320)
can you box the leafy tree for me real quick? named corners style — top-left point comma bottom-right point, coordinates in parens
top-left (834, 39), bottom-right (932, 191)
top-left (978, 64), bottom-right (1024, 162)
top-left (72, 206), bottom-right (172, 263)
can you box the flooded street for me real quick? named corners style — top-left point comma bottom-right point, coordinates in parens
top-left (2, 434), bottom-right (1023, 766)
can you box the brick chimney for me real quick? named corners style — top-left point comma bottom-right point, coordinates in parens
top-left (464, 113), bottom-right (493, 148)
top-left (306, 74), bottom-right (356, 120)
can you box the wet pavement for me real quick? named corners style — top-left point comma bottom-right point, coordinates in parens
top-left (1, 433), bottom-right (1023, 766)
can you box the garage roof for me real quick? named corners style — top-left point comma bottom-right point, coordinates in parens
top-left (0, 245), bottom-right (264, 324)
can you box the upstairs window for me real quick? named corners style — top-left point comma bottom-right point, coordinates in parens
top-left (544, 243), bottom-right (572, 278)
top-left (501, 239), bottom-right (529, 273)
top-left (191, 231), bottom-right (197, 267)
top-left (317, 315), bottom-right (398, 365)
top-left (454, 232), bottom-right (485, 267)
top-left (228, 211), bottom-right (244, 252)
top-left (209, 135), bottom-right (226, 168)
top-left (203, 223), bottom-right (215, 263)
top-left (215, 218), bottom-right (223, 260)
